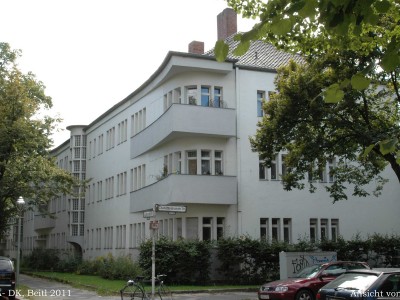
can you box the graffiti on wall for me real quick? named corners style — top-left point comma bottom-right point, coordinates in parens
top-left (280, 251), bottom-right (337, 279)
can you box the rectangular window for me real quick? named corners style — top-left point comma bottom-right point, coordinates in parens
top-left (187, 86), bottom-right (197, 105)
top-left (201, 150), bottom-right (211, 175)
top-left (259, 161), bottom-right (266, 180)
top-left (321, 218), bottom-right (328, 240)
top-left (281, 154), bottom-right (288, 178)
top-left (74, 135), bottom-right (81, 147)
top-left (214, 151), bottom-right (223, 175)
top-left (272, 218), bottom-right (280, 241)
top-left (174, 151), bottom-right (182, 174)
top-left (328, 158), bottom-right (335, 182)
top-left (214, 87), bottom-right (222, 108)
top-left (201, 86), bottom-right (210, 107)
top-left (283, 218), bottom-right (291, 243)
top-left (260, 218), bottom-right (268, 241)
top-left (202, 217), bottom-right (212, 241)
top-left (257, 91), bottom-right (265, 117)
top-left (331, 219), bottom-right (339, 242)
top-left (187, 150), bottom-right (197, 175)
top-left (310, 218), bottom-right (317, 242)
top-left (217, 217), bottom-right (224, 240)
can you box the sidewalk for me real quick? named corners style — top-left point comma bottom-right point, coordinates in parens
top-left (17, 274), bottom-right (110, 299)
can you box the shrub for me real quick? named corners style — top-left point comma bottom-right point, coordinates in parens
top-left (139, 236), bottom-right (212, 284)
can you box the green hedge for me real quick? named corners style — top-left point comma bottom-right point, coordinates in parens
top-left (138, 236), bottom-right (211, 284)
top-left (23, 233), bottom-right (400, 284)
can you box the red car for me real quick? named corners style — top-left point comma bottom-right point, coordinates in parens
top-left (258, 261), bottom-right (370, 300)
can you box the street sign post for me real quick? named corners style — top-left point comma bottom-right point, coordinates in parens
top-left (145, 204), bottom-right (187, 300)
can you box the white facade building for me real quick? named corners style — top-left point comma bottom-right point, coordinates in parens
top-left (7, 8), bottom-right (399, 261)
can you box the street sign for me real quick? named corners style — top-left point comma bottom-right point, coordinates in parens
top-left (155, 205), bottom-right (187, 213)
top-left (143, 211), bottom-right (155, 218)
top-left (149, 220), bottom-right (159, 229)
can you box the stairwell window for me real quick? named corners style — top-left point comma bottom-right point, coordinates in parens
top-left (257, 91), bottom-right (265, 117)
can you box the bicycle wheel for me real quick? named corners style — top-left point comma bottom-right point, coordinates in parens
top-left (158, 284), bottom-right (173, 300)
top-left (120, 285), bottom-right (145, 300)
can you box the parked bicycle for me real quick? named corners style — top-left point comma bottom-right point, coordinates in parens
top-left (120, 274), bottom-right (173, 300)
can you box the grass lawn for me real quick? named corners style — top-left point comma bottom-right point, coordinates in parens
top-left (24, 271), bottom-right (259, 296)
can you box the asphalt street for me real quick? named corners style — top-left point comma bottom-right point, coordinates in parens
top-left (13, 274), bottom-right (258, 300)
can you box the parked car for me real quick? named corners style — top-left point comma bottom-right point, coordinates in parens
top-left (0, 256), bottom-right (16, 300)
top-left (258, 261), bottom-right (370, 300)
top-left (316, 268), bottom-right (400, 300)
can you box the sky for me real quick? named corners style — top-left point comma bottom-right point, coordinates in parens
top-left (1, 0), bottom-right (257, 147)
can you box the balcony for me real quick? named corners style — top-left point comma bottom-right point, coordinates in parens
top-left (131, 104), bottom-right (236, 158)
top-left (130, 174), bottom-right (237, 212)
top-left (34, 214), bottom-right (56, 231)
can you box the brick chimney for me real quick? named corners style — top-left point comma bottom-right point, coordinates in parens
top-left (217, 8), bottom-right (237, 41)
top-left (188, 41), bottom-right (204, 54)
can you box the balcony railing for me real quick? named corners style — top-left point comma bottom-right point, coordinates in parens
top-left (130, 174), bottom-right (237, 212)
top-left (131, 104), bottom-right (236, 158)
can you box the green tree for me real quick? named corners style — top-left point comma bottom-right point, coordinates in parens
top-left (215, 0), bottom-right (399, 199)
top-left (0, 42), bottom-right (77, 236)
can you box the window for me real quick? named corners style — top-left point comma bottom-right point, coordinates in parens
top-left (281, 154), bottom-right (288, 178)
top-left (321, 219), bottom-right (328, 240)
top-left (214, 151), bottom-right (223, 175)
top-left (257, 91), bottom-right (265, 117)
top-left (187, 86), bottom-right (197, 105)
top-left (259, 161), bottom-right (266, 180)
top-left (272, 218), bottom-right (280, 241)
top-left (310, 219), bottom-right (317, 242)
top-left (259, 155), bottom-right (277, 180)
top-left (328, 158), bottom-right (335, 182)
top-left (283, 218), bottom-right (291, 243)
top-left (74, 135), bottom-right (81, 146)
top-left (214, 87), bottom-right (222, 108)
top-left (331, 219), bottom-right (339, 241)
top-left (71, 224), bottom-right (78, 236)
top-left (187, 150), bottom-right (197, 175)
top-left (260, 218), bottom-right (268, 240)
top-left (174, 151), bottom-right (182, 174)
top-left (201, 150), bottom-right (211, 175)
top-left (202, 217), bottom-right (212, 241)
top-left (201, 86), bottom-right (210, 107)
top-left (217, 217), bottom-right (224, 240)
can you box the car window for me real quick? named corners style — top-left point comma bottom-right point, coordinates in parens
top-left (346, 262), bottom-right (368, 270)
top-left (324, 264), bottom-right (346, 276)
top-left (323, 273), bottom-right (378, 291)
top-left (378, 275), bottom-right (400, 293)
top-left (294, 265), bottom-right (323, 278)
top-left (0, 260), bottom-right (12, 271)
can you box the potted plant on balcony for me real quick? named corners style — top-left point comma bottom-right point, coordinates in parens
top-left (188, 96), bottom-right (197, 105)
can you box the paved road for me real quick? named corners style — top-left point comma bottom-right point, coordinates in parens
top-left (15, 274), bottom-right (258, 300)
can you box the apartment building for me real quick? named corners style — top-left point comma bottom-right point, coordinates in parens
top-left (6, 8), bottom-right (399, 261)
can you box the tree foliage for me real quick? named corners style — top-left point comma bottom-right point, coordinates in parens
top-left (216, 0), bottom-right (400, 199)
top-left (0, 42), bottom-right (77, 237)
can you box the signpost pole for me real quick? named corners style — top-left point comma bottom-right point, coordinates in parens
top-left (151, 204), bottom-right (156, 300)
